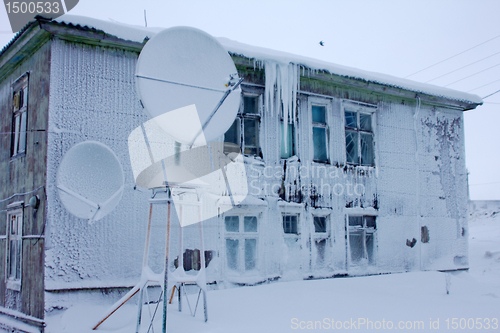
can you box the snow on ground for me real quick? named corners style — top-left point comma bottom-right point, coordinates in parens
top-left (45, 209), bottom-right (500, 333)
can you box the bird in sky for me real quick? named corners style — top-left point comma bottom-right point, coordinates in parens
top-left (319, 41), bottom-right (325, 46)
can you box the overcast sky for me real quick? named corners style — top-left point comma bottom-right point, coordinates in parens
top-left (1, 0), bottom-right (499, 200)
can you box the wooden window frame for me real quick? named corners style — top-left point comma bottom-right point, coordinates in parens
top-left (224, 92), bottom-right (262, 157)
top-left (11, 73), bottom-right (29, 158)
top-left (343, 103), bottom-right (376, 167)
top-left (312, 214), bottom-right (331, 268)
top-left (282, 214), bottom-right (300, 236)
top-left (347, 215), bottom-right (376, 267)
top-left (310, 102), bottom-right (330, 164)
top-left (224, 214), bottom-right (260, 274)
top-left (313, 215), bottom-right (330, 239)
top-left (280, 99), bottom-right (297, 159)
top-left (6, 207), bottom-right (23, 291)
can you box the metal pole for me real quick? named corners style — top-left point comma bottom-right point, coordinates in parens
top-left (188, 77), bottom-right (244, 149)
top-left (135, 281), bottom-right (146, 333)
top-left (178, 284), bottom-right (182, 312)
top-left (144, 204), bottom-right (154, 267)
top-left (197, 194), bottom-right (208, 322)
top-left (92, 285), bottom-right (141, 330)
top-left (136, 203), bottom-right (154, 333)
top-left (163, 199), bottom-right (171, 333)
top-left (93, 203), bottom-right (155, 331)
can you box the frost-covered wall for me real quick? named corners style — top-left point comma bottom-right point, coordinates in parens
top-left (45, 38), bottom-right (161, 291)
top-left (229, 62), bottom-right (468, 283)
top-left (44, 36), bottom-right (469, 303)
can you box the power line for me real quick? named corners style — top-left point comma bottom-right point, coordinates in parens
top-left (426, 51), bottom-right (500, 83)
top-left (0, 186), bottom-right (45, 203)
top-left (404, 33), bottom-right (500, 78)
top-left (443, 62), bottom-right (500, 87)
top-left (483, 89), bottom-right (500, 99)
top-left (469, 181), bottom-right (500, 186)
top-left (468, 78), bottom-right (500, 92)
top-left (484, 101), bottom-right (500, 104)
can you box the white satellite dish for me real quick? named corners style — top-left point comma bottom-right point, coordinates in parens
top-left (135, 26), bottom-right (241, 146)
top-left (56, 141), bottom-right (124, 222)
top-left (128, 117), bottom-right (249, 223)
top-left (96, 27), bottom-right (245, 331)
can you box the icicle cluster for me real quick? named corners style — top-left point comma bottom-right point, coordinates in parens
top-left (264, 61), bottom-right (299, 154)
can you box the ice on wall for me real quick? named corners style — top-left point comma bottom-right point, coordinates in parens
top-left (45, 38), bottom-right (253, 291)
top-left (264, 61), bottom-right (298, 154)
top-left (46, 39), bottom-right (154, 288)
top-left (43, 16), bottom-right (471, 299)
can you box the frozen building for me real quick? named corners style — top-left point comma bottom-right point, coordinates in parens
top-left (0, 15), bottom-right (481, 332)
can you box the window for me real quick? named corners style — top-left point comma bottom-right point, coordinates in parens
top-left (345, 108), bottom-right (374, 166)
top-left (281, 121), bottom-right (295, 159)
top-left (348, 215), bottom-right (376, 266)
top-left (313, 216), bottom-right (327, 233)
top-left (7, 209), bottom-right (23, 290)
top-left (282, 215), bottom-right (299, 234)
top-left (312, 105), bottom-right (328, 163)
top-left (224, 95), bottom-right (261, 156)
top-left (225, 215), bottom-right (258, 272)
top-left (11, 74), bottom-right (29, 157)
top-left (280, 104), bottom-right (295, 159)
top-left (313, 216), bottom-right (330, 267)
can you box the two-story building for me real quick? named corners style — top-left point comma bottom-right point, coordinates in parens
top-left (0, 15), bottom-right (481, 332)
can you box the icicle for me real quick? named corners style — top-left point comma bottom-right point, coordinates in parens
top-left (279, 63), bottom-right (289, 126)
top-left (292, 64), bottom-right (298, 124)
top-left (264, 61), bottom-right (300, 155)
top-left (279, 63), bottom-right (289, 153)
top-left (264, 61), bottom-right (277, 117)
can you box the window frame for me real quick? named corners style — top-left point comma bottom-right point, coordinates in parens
top-left (347, 215), bottom-right (376, 267)
top-left (343, 102), bottom-right (376, 167)
top-left (312, 215), bottom-right (330, 239)
top-left (309, 98), bottom-right (330, 164)
top-left (280, 99), bottom-right (297, 159)
top-left (312, 214), bottom-right (331, 268)
top-left (6, 207), bottom-right (23, 291)
top-left (11, 73), bottom-right (29, 158)
top-left (224, 214), bottom-right (260, 274)
top-left (282, 214), bottom-right (300, 235)
top-left (224, 91), bottom-right (262, 157)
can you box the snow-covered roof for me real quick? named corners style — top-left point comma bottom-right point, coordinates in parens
top-left (8, 15), bottom-right (484, 105)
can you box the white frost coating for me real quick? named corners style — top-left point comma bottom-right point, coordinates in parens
top-left (40, 15), bottom-right (472, 301)
top-left (0, 314), bottom-right (41, 333)
top-left (54, 15), bottom-right (482, 105)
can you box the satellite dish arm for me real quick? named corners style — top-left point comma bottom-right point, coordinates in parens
top-left (100, 185), bottom-right (125, 210)
top-left (57, 184), bottom-right (99, 209)
top-left (188, 77), bottom-right (244, 149)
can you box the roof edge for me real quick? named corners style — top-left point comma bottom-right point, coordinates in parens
top-left (0, 16), bottom-right (483, 111)
top-left (232, 55), bottom-right (482, 111)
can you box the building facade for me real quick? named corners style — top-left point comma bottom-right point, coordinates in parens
top-left (0, 16), bottom-right (481, 331)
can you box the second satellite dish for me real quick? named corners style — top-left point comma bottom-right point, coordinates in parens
top-left (135, 26), bottom-right (241, 146)
top-left (56, 141), bottom-right (124, 222)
